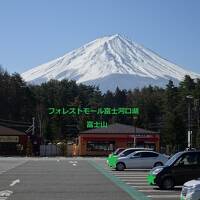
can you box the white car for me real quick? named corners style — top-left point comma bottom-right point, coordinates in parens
top-left (181, 179), bottom-right (200, 200)
top-left (118, 147), bottom-right (153, 157)
top-left (115, 150), bottom-right (169, 171)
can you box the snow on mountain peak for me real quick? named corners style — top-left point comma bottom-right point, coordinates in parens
top-left (21, 34), bottom-right (200, 91)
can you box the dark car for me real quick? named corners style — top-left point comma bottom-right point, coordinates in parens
top-left (147, 151), bottom-right (200, 190)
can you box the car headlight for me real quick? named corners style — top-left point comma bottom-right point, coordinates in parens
top-left (181, 186), bottom-right (195, 199)
top-left (152, 168), bottom-right (162, 175)
top-left (186, 187), bottom-right (195, 196)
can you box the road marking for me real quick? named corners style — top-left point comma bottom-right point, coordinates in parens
top-left (147, 194), bottom-right (180, 198)
top-left (10, 179), bottom-right (20, 187)
top-left (56, 159), bottom-right (60, 162)
top-left (139, 189), bottom-right (179, 193)
top-left (121, 181), bottom-right (148, 183)
top-left (69, 161), bottom-right (78, 164)
top-left (103, 162), bottom-right (182, 199)
top-left (72, 163), bottom-right (77, 166)
top-left (89, 161), bottom-right (150, 200)
top-left (113, 174), bottom-right (148, 176)
top-left (0, 190), bottom-right (13, 197)
top-left (118, 177), bottom-right (147, 179)
top-left (111, 173), bottom-right (148, 175)
top-left (126, 182), bottom-right (149, 185)
top-left (132, 186), bottom-right (157, 188)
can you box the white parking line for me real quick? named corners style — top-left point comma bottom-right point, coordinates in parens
top-left (122, 179), bottom-right (147, 181)
top-left (111, 173), bottom-right (148, 175)
top-left (9, 179), bottom-right (20, 187)
top-left (147, 194), bottom-right (180, 198)
top-left (126, 182), bottom-right (148, 185)
top-left (139, 189), bottom-right (179, 193)
top-left (110, 172), bottom-right (148, 176)
top-left (116, 176), bottom-right (146, 180)
top-left (113, 173), bottom-right (148, 175)
top-left (132, 185), bottom-right (157, 188)
top-left (105, 163), bottom-right (181, 199)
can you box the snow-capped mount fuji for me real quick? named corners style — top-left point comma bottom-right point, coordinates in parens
top-left (21, 34), bottom-right (200, 91)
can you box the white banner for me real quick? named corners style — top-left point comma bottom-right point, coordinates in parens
top-left (0, 136), bottom-right (19, 143)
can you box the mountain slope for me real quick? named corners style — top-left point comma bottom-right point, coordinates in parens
top-left (21, 34), bottom-right (200, 91)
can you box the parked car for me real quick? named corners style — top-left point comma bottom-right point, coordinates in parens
top-left (147, 151), bottom-right (200, 190)
top-left (106, 148), bottom-right (125, 167)
top-left (115, 150), bottom-right (168, 171)
top-left (180, 179), bottom-right (200, 200)
top-left (107, 147), bottom-right (152, 168)
top-left (113, 148), bottom-right (126, 155)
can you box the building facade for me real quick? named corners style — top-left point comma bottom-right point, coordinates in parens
top-left (76, 123), bottom-right (160, 156)
top-left (0, 126), bottom-right (28, 155)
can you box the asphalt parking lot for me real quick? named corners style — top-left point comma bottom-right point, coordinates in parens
top-left (0, 157), bottom-right (181, 200)
top-left (95, 159), bottom-right (181, 200)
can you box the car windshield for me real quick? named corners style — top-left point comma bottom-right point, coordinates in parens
top-left (113, 148), bottom-right (124, 155)
top-left (118, 149), bottom-right (134, 157)
top-left (165, 152), bottom-right (183, 166)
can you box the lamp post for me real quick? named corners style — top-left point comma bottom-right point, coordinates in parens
top-left (133, 116), bottom-right (137, 147)
top-left (186, 95), bottom-right (193, 149)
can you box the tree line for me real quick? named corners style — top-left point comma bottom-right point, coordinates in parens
top-left (0, 66), bottom-right (200, 151)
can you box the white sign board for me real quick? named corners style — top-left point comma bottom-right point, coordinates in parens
top-left (0, 136), bottom-right (19, 143)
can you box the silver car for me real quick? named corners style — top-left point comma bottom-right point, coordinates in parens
top-left (116, 150), bottom-right (169, 171)
top-left (117, 147), bottom-right (153, 157)
top-left (181, 179), bottom-right (200, 200)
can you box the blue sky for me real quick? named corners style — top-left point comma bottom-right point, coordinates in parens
top-left (0, 0), bottom-right (200, 74)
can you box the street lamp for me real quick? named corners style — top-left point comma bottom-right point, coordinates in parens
top-left (186, 95), bottom-right (193, 149)
top-left (133, 116), bottom-right (137, 147)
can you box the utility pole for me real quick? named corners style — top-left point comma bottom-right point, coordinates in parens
top-left (194, 99), bottom-right (200, 148)
top-left (133, 116), bottom-right (137, 148)
top-left (32, 117), bottom-right (35, 136)
top-left (186, 95), bottom-right (193, 149)
top-left (39, 119), bottom-right (42, 137)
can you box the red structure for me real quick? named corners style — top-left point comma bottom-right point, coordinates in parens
top-left (0, 126), bottom-right (28, 155)
top-left (76, 123), bottom-right (160, 156)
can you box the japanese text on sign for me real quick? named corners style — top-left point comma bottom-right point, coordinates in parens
top-left (86, 121), bottom-right (108, 129)
top-left (48, 107), bottom-right (139, 116)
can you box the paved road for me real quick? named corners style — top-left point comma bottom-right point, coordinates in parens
top-left (0, 157), bottom-right (182, 200)
top-left (0, 157), bottom-right (135, 200)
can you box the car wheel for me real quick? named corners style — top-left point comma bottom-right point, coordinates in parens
top-left (160, 177), bottom-right (174, 190)
top-left (154, 162), bottom-right (163, 167)
top-left (116, 162), bottom-right (125, 171)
